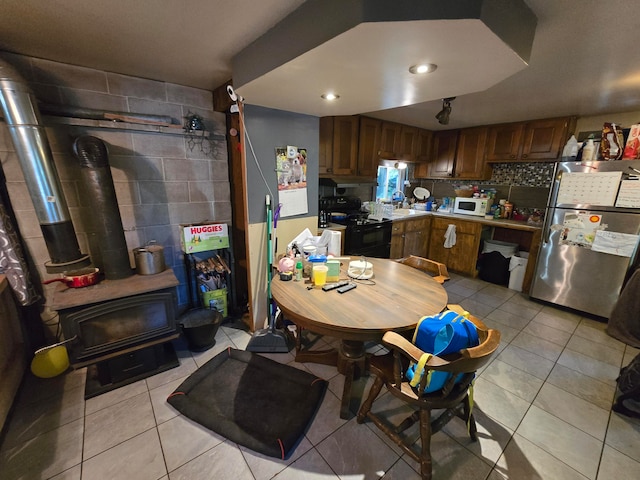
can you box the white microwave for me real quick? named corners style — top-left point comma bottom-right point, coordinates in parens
top-left (453, 197), bottom-right (493, 217)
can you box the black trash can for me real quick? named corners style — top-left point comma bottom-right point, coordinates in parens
top-left (179, 309), bottom-right (223, 352)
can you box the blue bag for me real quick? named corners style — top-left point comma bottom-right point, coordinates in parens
top-left (405, 310), bottom-right (479, 393)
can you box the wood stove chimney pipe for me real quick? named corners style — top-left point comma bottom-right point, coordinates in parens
top-left (0, 58), bottom-right (90, 272)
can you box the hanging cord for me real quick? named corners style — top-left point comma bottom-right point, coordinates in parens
top-left (227, 86), bottom-right (274, 200)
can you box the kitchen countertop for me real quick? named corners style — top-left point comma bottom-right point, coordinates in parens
top-left (389, 209), bottom-right (542, 232)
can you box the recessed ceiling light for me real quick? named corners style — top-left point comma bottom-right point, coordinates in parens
top-left (409, 64), bottom-right (437, 75)
top-left (321, 93), bottom-right (339, 100)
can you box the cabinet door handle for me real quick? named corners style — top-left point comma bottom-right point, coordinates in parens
top-left (509, 154), bottom-right (516, 159)
top-left (522, 154), bottom-right (528, 158)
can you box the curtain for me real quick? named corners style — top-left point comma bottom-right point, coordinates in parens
top-left (0, 189), bottom-right (41, 307)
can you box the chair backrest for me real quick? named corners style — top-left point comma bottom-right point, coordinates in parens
top-left (383, 305), bottom-right (500, 396)
top-left (428, 304), bottom-right (500, 375)
top-left (396, 255), bottom-right (450, 284)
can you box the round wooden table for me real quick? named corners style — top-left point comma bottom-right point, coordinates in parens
top-left (271, 257), bottom-right (448, 418)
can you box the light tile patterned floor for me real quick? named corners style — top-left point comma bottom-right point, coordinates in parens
top-left (1, 273), bottom-right (639, 479)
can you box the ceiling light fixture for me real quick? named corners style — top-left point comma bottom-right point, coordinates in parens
top-left (394, 162), bottom-right (407, 170)
top-left (321, 93), bottom-right (339, 100)
top-left (435, 97), bottom-right (456, 125)
top-left (409, 63), bottom-right (437, 75)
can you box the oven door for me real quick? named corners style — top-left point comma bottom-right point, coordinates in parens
top-left (345, 222), bottom-right (392, 258)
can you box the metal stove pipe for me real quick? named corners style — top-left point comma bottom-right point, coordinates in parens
top-left (73, 135), bottom-right (132, 280)
top-left (0, 58), bottom-right (89, 272)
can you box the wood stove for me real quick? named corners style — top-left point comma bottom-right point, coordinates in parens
top-left (49, 269), bottom-right (181, 398)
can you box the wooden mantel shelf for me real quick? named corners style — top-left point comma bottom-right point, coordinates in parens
top-left (42, 115), bottom-right (210, 136)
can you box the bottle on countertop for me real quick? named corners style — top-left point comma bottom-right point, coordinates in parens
top-left (493, 203), bottom-right (502, 219)
top-left (294, 255), bottom-right (303, 282)
top-left (503, 201), bottom-right (513, 219)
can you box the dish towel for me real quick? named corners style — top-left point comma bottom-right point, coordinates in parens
top-left (444, 224), bottom-right (457, 248)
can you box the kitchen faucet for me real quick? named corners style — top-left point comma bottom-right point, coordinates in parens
top-left (391, 190), bottom-right (406, 208)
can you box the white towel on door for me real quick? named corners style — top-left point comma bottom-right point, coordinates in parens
top-left (444, 224), bottom-right (456, 248)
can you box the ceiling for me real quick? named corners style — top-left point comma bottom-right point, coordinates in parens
top-left (1, 0), bottom-right (639, 131)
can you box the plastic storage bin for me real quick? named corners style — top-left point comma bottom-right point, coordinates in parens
top-left (508, 252), bottom-right (529, 292)
top-left (482, 239), bottom-right (519, 257)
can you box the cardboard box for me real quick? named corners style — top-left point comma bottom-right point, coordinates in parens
top-left (181, 223), bottom-right (229, 253)
top-left (201, 288), bottom-right (228, 317)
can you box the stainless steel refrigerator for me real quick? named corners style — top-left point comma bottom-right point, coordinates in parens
top-left (530, 160), bottom-right (640, 318)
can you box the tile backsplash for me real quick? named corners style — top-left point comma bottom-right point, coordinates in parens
top-left (415, 162), bottom-right (554, 210)
top-left (489, 162), bottom-right (555, 187)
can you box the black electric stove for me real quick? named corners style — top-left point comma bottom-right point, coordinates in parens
top-left (321, 196), bottom-right (392, 258)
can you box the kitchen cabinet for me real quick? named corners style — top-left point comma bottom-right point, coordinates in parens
top-left (380, 121), bottom-right (402, 154)
top-left (402, 217), bottom-right (431, 257)
top-left (428, 217), bottom-right (482, 276)
top-left (427, 130), bottom-right (458, 177)
top-left (357, 116), bottom-right (382, 177)
top-left (423, 128), bottom-right (489, 179)
top-left (319, 116), bottom-right (334, 175)
top-left (390, 216), bottom-right (431, 259)
top-left (390, 221), bottom-right (406, 259)
top-left (399, 126), bottom-right (419, 156)
top-left (453, 126), bottom-right (489, 179)
top-left (414, 129), bottom-right (433, 177)
top-left (486, 117), bottom-right (574, 162)
top-left (319, 115), bottom-right (359, 175)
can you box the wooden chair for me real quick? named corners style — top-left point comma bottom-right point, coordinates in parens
top-left (396, 255), bottom-right (450, 284)
top-left (357, 305), bottom-right (501, 480)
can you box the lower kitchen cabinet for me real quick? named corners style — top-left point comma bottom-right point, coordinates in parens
top-left (390, 217), bottom-right (431, 259)
top-left (428, 217), bottom-right (482, 276)
top-left (390, 221), bottom-right (405, 259)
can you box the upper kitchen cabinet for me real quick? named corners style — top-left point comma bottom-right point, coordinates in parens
top-left (419, 127), bottom-right (489, 180)
top-left (357, 116), bottom-right (382, 178)
top-left (380, 121), bottom-right (402, 154)
top-left (319, 115), bottom-right (359, 175)
top-left (319, 117), bottom-right (334, 175)
top-left (487, 117), bottom-right (575, 162)
top-left (398, 125), bottom-right (419, 156)
top-left (427, 130), bottom-right (458, 178)
top-left (413, 129), bottom-right (433, 177)
top-left (379, 122), bottom-right (424, 160)
top-left (455, 126), bottom-right (489, 179)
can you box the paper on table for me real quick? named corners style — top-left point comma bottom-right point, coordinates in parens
top-left (557, 171), bottom-right (622, 206)
top-left (591, 230), bottom-right (639, 257)
top-left (615, 180), bottom-right (640, 208)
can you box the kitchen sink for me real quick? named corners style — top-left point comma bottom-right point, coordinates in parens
top-left (391, 208), bottom-right (429, 219)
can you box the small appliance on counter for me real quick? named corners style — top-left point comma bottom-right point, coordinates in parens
top-left (453, 197), bottom-right (493, 217)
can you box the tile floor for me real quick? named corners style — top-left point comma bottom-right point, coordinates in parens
top-left (1, 273), bottom-right (639, 480)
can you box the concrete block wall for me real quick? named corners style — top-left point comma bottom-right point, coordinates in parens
top-left (0, 52), bottom-right (230, 312)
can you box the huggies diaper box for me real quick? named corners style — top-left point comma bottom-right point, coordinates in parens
top-left (181, 223), bottom-right (229, 253)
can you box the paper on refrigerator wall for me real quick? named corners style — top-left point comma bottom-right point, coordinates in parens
top-left (615, 180), bottom-right (640, 208)
top-left (591, 230), bottom-right (639, 257)
top-left (556, 171), bottom-right (622, 206)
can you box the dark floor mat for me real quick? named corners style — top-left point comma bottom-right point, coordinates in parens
top-left (167, 348), bottom-right (327, 459)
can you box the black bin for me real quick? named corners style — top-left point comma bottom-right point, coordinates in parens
top-left (179, 309), bottom-right (223, 352)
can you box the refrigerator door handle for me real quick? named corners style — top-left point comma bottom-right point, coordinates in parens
top-left (541, 208), bottom-right (555, 244)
